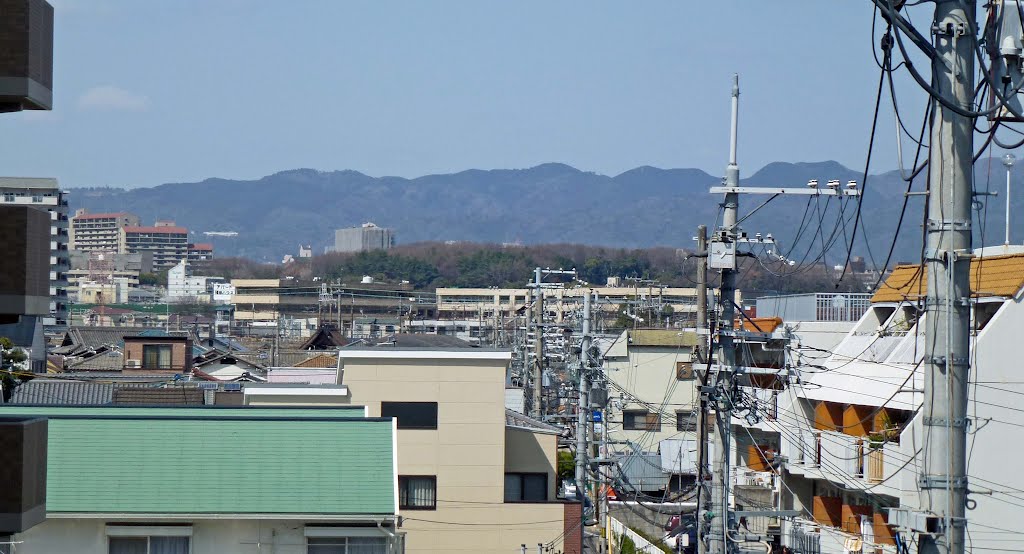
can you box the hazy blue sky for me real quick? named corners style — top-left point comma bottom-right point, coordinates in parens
top-left (0, 1), bottom-right (937, 188)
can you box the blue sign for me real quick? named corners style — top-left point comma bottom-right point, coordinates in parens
top-left (592, 410), bottom-right (602, 423)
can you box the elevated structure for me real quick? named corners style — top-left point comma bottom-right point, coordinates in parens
top-left (69, 210), bottom-right (140, 252)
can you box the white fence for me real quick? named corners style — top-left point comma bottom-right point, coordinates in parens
top-left (608, 516), bottom-right (666, 554)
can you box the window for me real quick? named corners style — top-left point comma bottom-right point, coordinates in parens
top-left (398, 475), bottom-right (437, 509)
top-left (2, 194), bottom-right (13, 202)
top-left (504, 472), bottom-right (547, 502)
top-left (381, 402), bottom-right (438, 429)
top-left (307, 536), bottom-right (388, 554)
top-left (676, 410), bottom-right (698, 432)
top-left (31, 195), bottom-right (42, 203)
top-left (142, 344), bottom-right (173, 369)
top-left (109, 536), bottom-right (189, 554)
top-left (622, 410), bottom-right (661, 431)
top-left (676, 361), bottom-right (695, 380)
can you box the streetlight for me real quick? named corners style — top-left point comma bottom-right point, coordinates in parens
top-left (1004, 153), bottom-right (1016, 245)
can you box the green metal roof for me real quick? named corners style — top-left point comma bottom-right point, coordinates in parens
top-left (14, 408), bottom-right (393, 517)
top-left (0, 405), bottom-right (366, 418)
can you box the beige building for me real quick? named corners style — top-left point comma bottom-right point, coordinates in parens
top-left (436, 285), bottom-right (702, 326)
top-left (602, 329), bottom-right (701, 454)
top-left (250, 348), bottom-right (575, 554)
top-left (69, 210), bottom-right (140, 252)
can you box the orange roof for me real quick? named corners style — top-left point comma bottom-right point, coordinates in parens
top-left (871, 253), bottom-right (1024, 303)
top-left (295, 353), bottom-right (338, 368)
top-left (740, 317), bottom-right (783, 333)
top-left (189, 243), bottom-right (213, 251)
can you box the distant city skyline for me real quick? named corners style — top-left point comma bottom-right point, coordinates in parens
top-left (0, 1), bottom-right (974, 188)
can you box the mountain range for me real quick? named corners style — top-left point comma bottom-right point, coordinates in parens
top-left (68, 160), bottom-right (1014, 265)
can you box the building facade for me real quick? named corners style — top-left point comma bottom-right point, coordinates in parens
top-left (332, 222), bottom-right (395, 253)
top-left (0, 177), bottom-right (69, 325)
top-left (187, 242), bottom-right (214, 264)
top-left (120, 225), bottom-right (189, 270)
top-left (69, 210), bottom-right (140, 252)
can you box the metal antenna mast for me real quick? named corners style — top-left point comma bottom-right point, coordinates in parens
top-left (706, 73), bottom-right (741, 554)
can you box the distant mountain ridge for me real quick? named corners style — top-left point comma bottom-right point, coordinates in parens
top-left (70, 160), bottom-right (1011, 264)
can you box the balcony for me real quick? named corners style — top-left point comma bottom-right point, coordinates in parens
top-left (781, 429), bottom-right (904, 496)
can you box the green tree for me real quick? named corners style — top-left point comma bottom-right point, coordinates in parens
top-left (138, 272), bottom-right (161, 286)
top-left (0, 337), bottom-right (30, 403)
top-left (557, 451), bottom-right (575, 482)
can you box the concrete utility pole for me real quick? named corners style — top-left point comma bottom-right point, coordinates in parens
top-left (694, 224), bottom-right (710, 554)
top-left (1004, 153), bottom-right (1015, 245)
top-left (576, 291), bottom-right (591, 515)
top-left (920, 3), bottom-right (974, 554)
top-left (706, 74), bottom-right (741, 554)
top-left (532, 267), bottom-right (545, 419)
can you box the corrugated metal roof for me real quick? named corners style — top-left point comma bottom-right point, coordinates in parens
top-left (628, 329), bottom-right (699, 348)
top-left (6, 410), bottom-right (395, 516)
top-left (616, 453), bottom-right (671, 491)
top-left (872, 254), bottom-right (1024, 303)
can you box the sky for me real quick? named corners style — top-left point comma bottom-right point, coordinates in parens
top-left (0, 1), bottom-right (943, 188)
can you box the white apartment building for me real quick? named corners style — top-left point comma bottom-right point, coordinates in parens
top-left (726, 247), bottom-right (1024, 554)
top-left (69, 210), bottom-right (140, 252)
top-left (0, 177), bottom-right (69, 325)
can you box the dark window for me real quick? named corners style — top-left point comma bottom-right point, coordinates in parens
top-left (108, 536), bottom-right (189, 554)
top-left (622, 410), bottom-right (661, 431)
top-left (504, 473), bottom-right (548, 502)
top-left (399, 475), bottom-right (437, 509)
top-left (381, 402), bottom-right (438, 430)
top-left (307, 536), bottom-right (388, 554)
top-left (676, 410), bottom-right (699, 432)
top-left (141, 344), bottom-right (173, 369)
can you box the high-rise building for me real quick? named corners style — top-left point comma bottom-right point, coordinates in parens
top-left (331, 222), bottom-right (394, 253)
top-left (69, 210), bottom-right (140, 252)
top-left (120, 224), bottom-right (188, 271)
top-left (0, 177), bottom-right (69, 325)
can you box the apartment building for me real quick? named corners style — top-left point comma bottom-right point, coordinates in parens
top-left (256, 347), bottom-right (574, 554)
top-left (330, 222), bottom-right (394, 253)
top-left (0, 177), bottom-right (69, 325)
top-left (187, 242), bottom-right (214, 263)
top-left (120, 224), bottom-right (189, 270)
top-left (727, 247), bottom-right (1024, 554)
top-left (69, 210), bottom-right (140, 251)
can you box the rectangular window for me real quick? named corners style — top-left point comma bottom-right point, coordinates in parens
top-left (381, 401), bottom-right (438, 430)
top-left (109, 536), bottom-right (189, 554)
top-left (307, 536), bottom-right (387, 554)
top-left (398, 475), bottom-right (437, 510)
top-left (2, 194), bottom-right (13, 202)
top-left (31, 195), bottom-right (42, 203)
top-left (676, 410), bottom-right (699, 432)
top-left (141, 344), bottom-right (173, 369)
top-left (504, 472), bottom-right (547, 502)
top-left (622, 410), bottom-right (661, 431)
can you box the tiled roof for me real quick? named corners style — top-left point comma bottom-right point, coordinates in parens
top-left (628, 329), bottom-right (699, 347)
top-left (189, 243), bottom-right (213, 251)
top-left (360, 333), bottom-right (474, 349)
top-left (871, 253), bottom-right (1024, 303)
top-left (61, 326), bottom-right (189, 351)
top-left (8, 380), bottom-right (114, 405)
top-left (67, 351), bottom-right (124, 371)
top-left (111, 387), bottom-right (204, 405)
top-left (294, 353), bottom-right (338, 368)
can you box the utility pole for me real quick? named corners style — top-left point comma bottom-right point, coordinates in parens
top-left (706, 74), bottom-right (741, 554)
top-left (575, 291), bottom-right (591, 551)
top-left (919, 3), bottom-right (974, 554)
top-left (532, 267), bottom-right (545, 419)
top-left (694, 224), bottom-right (710, 554)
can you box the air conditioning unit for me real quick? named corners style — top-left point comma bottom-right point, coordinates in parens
top-left (125, 359), bottom-right (141, 369)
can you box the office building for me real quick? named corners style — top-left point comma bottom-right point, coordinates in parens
top-left (0, 177), bottom-right (69, 325)
top-left (331, 222), bottom-right (394, 253)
